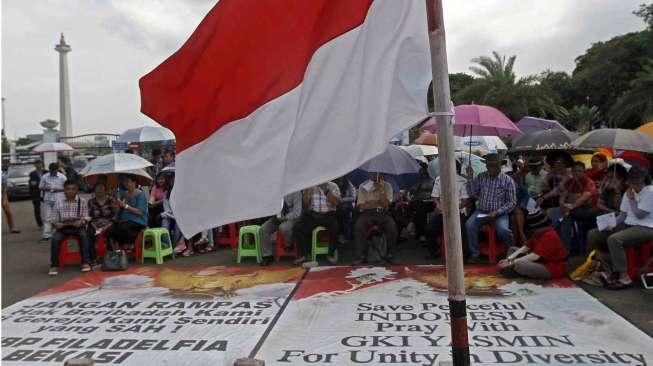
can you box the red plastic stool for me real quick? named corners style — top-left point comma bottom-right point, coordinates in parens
top-left (479, 224), bottom-right (505, 264)
top-left (275, 231), bottom-right (298, 262)
top-left (58, 236), bottom-right (82, 269)
top-left (96, 232), bottom-right (107, 260)
top-left (626, 243), bottom-right (652, 280)
top-left (216, 223), bottom-right (238, 251)
top-left (124, 230), bottom-right (144, 263)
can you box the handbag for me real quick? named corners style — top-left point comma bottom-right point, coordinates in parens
top-left (102, 250), bottom-right (128, 271)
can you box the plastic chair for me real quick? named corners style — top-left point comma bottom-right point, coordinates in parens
top-left (141, 228), bottom-right (175, 264)
top-left (626, 242), bottom-right (652, 280)
top-left (237, 225), bottom-right (262, 263)
top-left (479, 224), bottom-right (505, 264)
top-left (216, 223), bottom-right (238, 251)
top-left (311, 226), bottom-right (330, 262)
top-left (275, 231), bottom-right (298, 262)
top-left (96, 232), bottom-right (107, 260)
top-left (58, 236), bottom-right (82, 269)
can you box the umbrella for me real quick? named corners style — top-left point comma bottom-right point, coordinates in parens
top-left (414, 131), bottom-right (438, 145)
top-left (454, 135), bottom-right (507, 152)
top-left (356, 145), bottom-right (421, 189)
top-left (117, 126), bottom-right (175, 143)
top-left (400, 145), bottom-right (438, 163)
top-left (32, 142), bottom-right (74, 153)
top-left (571, 129), bottom-right (653, 154)
top-left (81, 153), bottom-right (153, 176)
top-left (516, 116), bottom-right (568, 134)
top-left (510, 129), bottom-right (578, 153)
top-left (427, 151), bottom-right (487, 179)
top-left (84, 168), bottom-right (152, 187)
top-left (635, 121), bottom-right (653, 140)
top-left (422, 105), bottom-right (522, 137)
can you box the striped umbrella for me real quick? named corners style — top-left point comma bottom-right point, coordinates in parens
top-left (571, 129), bottom-right (653, 153)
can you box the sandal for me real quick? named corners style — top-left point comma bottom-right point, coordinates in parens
top-left (205, 245), bottom-right (214, 252)
top-left (182, 248), bottom-right (195, 257)
top-left (292, 256), bottom-right (306, 265)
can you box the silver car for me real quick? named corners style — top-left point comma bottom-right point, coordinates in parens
top-left (5, 164), bottom-right (33, 200)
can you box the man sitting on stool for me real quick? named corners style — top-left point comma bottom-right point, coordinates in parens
top-left (260, 191), bottom-right (303, 266)
top-left (48, 180), bottom-right (91, 276)
top-left (293, 181), bottom-right (341, 265)
top-left (353, 172), bottom-right (397, 264)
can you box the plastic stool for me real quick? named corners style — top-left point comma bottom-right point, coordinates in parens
top-left (626, 243), bottom-right (652, 280)
top-left (124, 230), bottom-right (144, 263)
top-left (58, 236), bottom-right (82, 269)
top-left (96, 232), bottom-right (107, 260)
top-left (275, 231), bottom-right (298, 262)
top-left (311, 226), bottom-right (330, 262)
top-left (216, 223), bottom-right (238, 252)
top-left (479, 224), bottom-right (505, 264)
top-left (141, 228), bottom-right (175, 264)
top-left (238, 225), bottom-right (262, 263)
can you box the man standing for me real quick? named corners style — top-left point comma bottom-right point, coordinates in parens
top-left (39, 163), bottom-right (67, 241)
top-left (260, 191), bottom-right (303, 265)
top-left (465, 154), bottom-right (517, 263)
top-left (48, 179), bottom-right (91, 276)
top-left (29, 160), bottom-right (46, 228)
top-left (293, 181), bottom-right (341, 265)
top-left (162, 150), bottom-right (175, 169)
top-left (353, 172), bottom-right (397, 264)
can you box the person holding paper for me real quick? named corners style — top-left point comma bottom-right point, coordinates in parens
top-left (498, 205), bottom-right (567, 280)
top-left (352, 172), bottom-right (397, 264)
top-left (465, 154), bottom-right (516, 263)
top-left (587, 167), bottom-right (653, 289)
top-left (259, 191), bottom-right (303, 266)
top-left (557, 161), bottom-right (598, 251)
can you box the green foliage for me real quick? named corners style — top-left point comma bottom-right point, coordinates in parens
top-left (634, 3), bottom-right (653, 28)
top-left (1, 132), bottom-right (9, 153)
top-left (553, 105), bottom-right (601, 133)
top-left (15, 137), bottom-right (33, 146)
top-left (609, 58), bottom-right (653, 127)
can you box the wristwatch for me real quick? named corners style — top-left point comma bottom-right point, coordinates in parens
top-left (125, 204), bottom-right (130, 210)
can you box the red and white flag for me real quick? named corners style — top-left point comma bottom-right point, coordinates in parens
top-left (140, 0), bottom-right (431, 235)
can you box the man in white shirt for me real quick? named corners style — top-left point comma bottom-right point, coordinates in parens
top-left (587, 166), bottom-right (653, 289)
top-left (426, 160), bottom-right (470, 258)
top-left (39, 163), bottom-right (68, 241)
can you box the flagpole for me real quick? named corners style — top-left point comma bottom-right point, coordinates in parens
top-left (425, 1), bottom-right (470, 365)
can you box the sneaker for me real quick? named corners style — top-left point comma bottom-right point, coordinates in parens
top-left (81, 264), bottom-right (91, 273)
top-left (302, 261), bottom-right (319, 269)
top-left (182, 248), bottom-right (195, 257)
top-left (260, 256), bottom-right (274, 266)
top-left (327, 250), bottom-right (338, 265)
top-left (48, 267), bottom-right (58, 276)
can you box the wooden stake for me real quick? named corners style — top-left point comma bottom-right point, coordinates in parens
top-left (425, 1), bottom-right (470, 365)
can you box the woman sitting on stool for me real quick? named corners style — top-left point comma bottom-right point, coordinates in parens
top-left (105, 174), bottom-right (148, 250)
top-left (498, 201), bottom-right (567, 280)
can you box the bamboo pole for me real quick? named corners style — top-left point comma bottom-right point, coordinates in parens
top-left (425, 1), bottom-right (470, 365)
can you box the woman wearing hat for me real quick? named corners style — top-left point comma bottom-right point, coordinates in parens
top-left (587, 166), bottom-right (653, 289)
top-left (498, 202), bottom-right (567, 280)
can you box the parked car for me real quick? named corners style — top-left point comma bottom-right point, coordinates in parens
top-left (5, 163), bottom-right (33, 200)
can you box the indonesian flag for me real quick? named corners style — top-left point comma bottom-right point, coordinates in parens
top-left (140, 0), bottom-right (431, 235)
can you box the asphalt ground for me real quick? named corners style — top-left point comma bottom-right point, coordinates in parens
top-left (2, 198), bottom-right (652, 336)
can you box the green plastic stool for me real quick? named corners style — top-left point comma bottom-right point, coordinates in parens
top-left (141, 227), bottom-right (174, 264)
top-left (311, 226), bottom-right (330, 262)
top-left (237, 225), bottom-right (262, 263)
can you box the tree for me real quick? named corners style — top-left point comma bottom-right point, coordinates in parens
top-left (449, 73), bottom-right (475, 101)
top-left (538, 70), bottom-right (578, 109)
top-left (609, 58), bottom-right (653, 127)
top-left (634, 3), bottom-right (653, 29)
top-left (553, 105), bottom-right (601, 133)
top-left (15, 137), bottom-right (33, 146)
top-left (454, 51), bottom-right (553, 121)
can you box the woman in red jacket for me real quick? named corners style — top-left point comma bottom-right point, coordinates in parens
top-left (498, 204), bottom-right (567, 280)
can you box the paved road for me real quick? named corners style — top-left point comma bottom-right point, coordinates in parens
top-left (2, 198), bottom-right (652, 336)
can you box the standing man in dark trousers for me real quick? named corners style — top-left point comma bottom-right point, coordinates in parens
top-left (293, 181), bottom-right (341, 265)
top-left (29, 160), bottom-right (45, 228)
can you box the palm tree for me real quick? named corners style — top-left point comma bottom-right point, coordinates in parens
top-left (609, 58), bottom-right (653, 126)
top-left (455, 51), bottom-right (552, 121)
top-left (553, 105), bottom-right (601, 133)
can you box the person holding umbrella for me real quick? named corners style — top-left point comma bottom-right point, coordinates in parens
top-left (105, 174), bottom-right (149, 250)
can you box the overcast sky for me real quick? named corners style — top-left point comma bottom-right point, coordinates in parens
top-left (1, 0), bottom-right (647, 138)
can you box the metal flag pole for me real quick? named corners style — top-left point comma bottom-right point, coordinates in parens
top-left (425, 0), bottom-right (471, 365)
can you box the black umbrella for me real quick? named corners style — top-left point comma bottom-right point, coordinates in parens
top-left (510, 129), bottom-right (578, 153)
top-left (572, 128), bottom-right (653, 153)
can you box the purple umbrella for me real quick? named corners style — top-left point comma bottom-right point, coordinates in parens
top-left (422, 105), bottom-right (522, 137)
top-left (516, 116), bottom-right (568, 135)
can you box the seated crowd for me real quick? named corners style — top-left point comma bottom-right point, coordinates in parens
top-left (45, 148), bottom-right (653, 290)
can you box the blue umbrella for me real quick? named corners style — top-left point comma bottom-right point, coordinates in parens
top-left (352, 145), bottom-right (421, 190)
top-left (516, 116), bottom-right (568, 135)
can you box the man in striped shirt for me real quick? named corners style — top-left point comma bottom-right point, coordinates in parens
top-left (465, 154), bottom-right (516, 263)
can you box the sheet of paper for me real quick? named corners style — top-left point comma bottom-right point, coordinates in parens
top-left (476, 212), bottom-right (489, 218)
top-left (361, 180), bottom-right (374, 192)
top-left (596, 212), bottom-right (617, 231)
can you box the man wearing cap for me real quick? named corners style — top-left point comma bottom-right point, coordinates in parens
top-left (524, 157), bottom-right (547, 199)
top-left (587, 167), bottom-right (653, 289)
top-left (498, 200), bottom-right (567, 280)
top-left (465, 154), bottom-right (517, 263)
